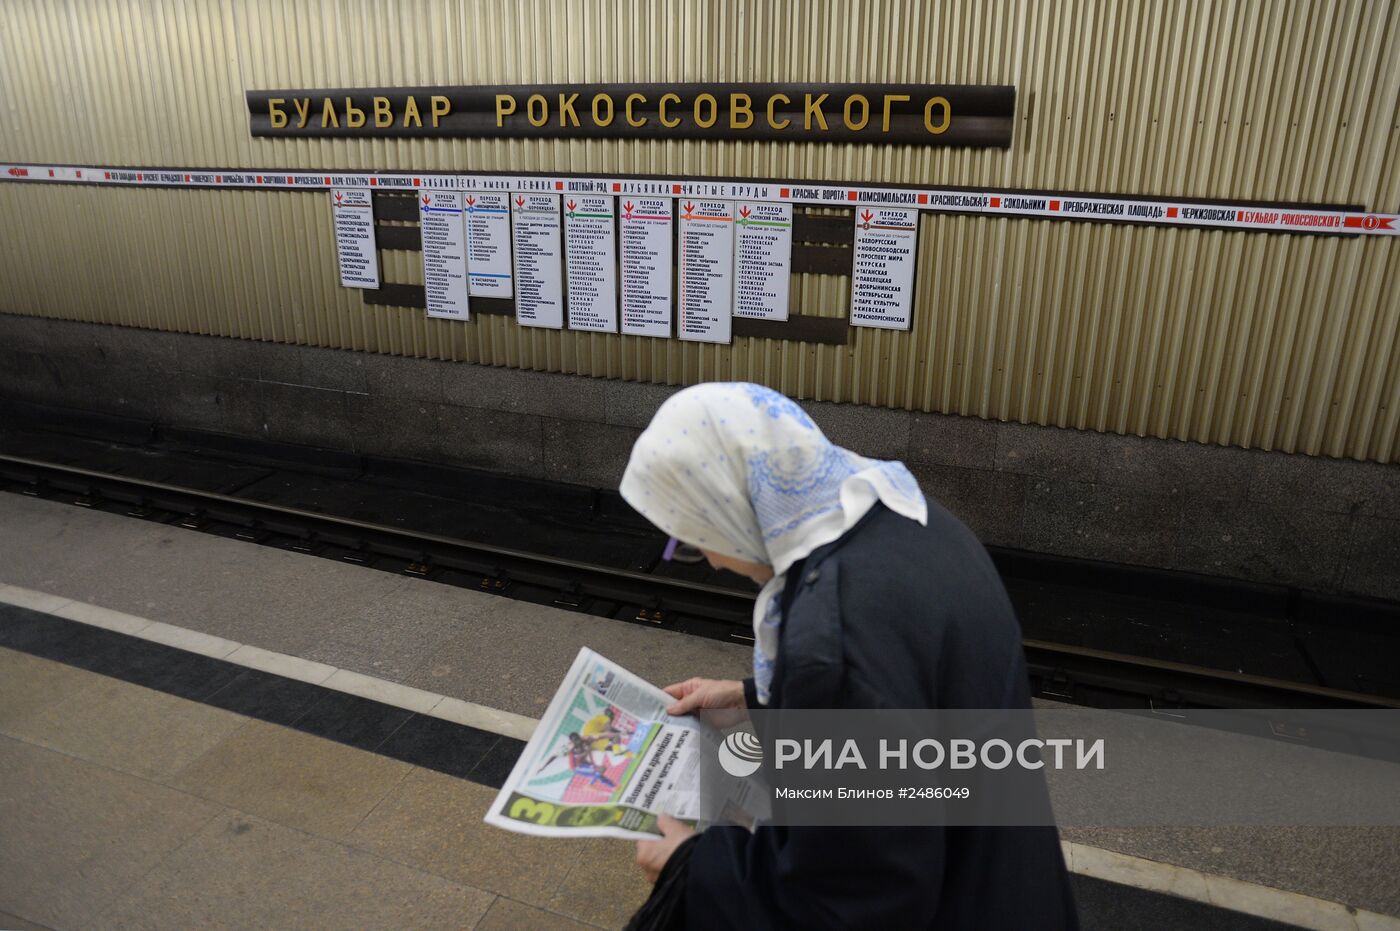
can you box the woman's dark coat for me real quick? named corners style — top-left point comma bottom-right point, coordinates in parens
top-left (685, 501), bottom-right (1080, 930)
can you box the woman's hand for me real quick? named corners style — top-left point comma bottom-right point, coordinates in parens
top-left (635, 814), bottom-right (697, 883)
top-left (663, 677), bottom-right (747, 727)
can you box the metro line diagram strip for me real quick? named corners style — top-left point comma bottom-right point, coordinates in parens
top-left (2, 162), bottom-right (1396, 238)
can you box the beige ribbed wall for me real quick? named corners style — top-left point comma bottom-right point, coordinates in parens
top-left (0, 0), bottom-right (1397, 462)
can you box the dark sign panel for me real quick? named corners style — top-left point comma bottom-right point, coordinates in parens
top-left (246, 83), bottom-right (1015, 147)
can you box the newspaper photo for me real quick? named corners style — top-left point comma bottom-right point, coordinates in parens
top-left (484, 647), bottom-right (767, 839)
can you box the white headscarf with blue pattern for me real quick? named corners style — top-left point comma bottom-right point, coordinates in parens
top-left (619, 383), bottom-right (927, 705)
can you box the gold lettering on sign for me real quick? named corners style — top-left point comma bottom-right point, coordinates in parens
top-left (373, 96), bottom-right (392, 127)
top-left (881, 94), bottom-right (910, 132)
top-left (767, 93), bottom-right (791, 129)
top-left (252, 85), bottom-right (988, 141)
top-left (625, 93), bottom-right (647, 127)
top-left (843, 94), bottom-right (869, 131)
top-left (730, 93), bottom-right (753, 129)
top-left (495, 95), bottom-right (517, 126)
top-left (592, 93), bottom-right (614, 126)
top-left (694, 93), bottom-right (718, 128)
top-left (924, 96), bottom-right (950, 134)
top-left (430, 95), bottom-right (450, 127)
top-left (658, 93), bottom-right (681, 128)
top-left (558, 93), bottom-right (580, 127)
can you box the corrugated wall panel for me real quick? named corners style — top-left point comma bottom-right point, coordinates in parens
top-left (0, 0), bottom-right (1397, 462)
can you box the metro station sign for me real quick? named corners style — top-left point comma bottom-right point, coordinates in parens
top-left (246, 83), bottom-right (1015, 147)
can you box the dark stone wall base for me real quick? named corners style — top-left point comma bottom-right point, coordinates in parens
top-left (2, 313), bottom-right (1396, 600)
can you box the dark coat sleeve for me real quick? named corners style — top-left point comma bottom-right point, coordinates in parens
top-left (686, 553), bottom-right (951, 930)
top-left (687, 823), bottom-right (945, 930)
top-left (682, 505), bottom-right (1077, 930)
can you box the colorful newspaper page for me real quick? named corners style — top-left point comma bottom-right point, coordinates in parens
top-left (485, 647), bottom-right (766, 839)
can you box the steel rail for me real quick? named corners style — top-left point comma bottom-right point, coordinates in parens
top-left (3, 451), bottom-right (1395, 711)
top-left (0, 452), bottom-right (754, 623)
top-left (1022, 640), bottom-right (1400, 711)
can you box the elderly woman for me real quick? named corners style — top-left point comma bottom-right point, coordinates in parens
top-left (619, 383), bottom-right (1077, 930)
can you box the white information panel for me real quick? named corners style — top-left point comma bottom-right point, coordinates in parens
top-left (465, 193), bottom-right (514, 297)
top-left (619, 198), bottom-right (674, 338)
top-left (563, 195), bottom-right (618, 333)
top-left (330, 188), bottom-right (379, 289)
top-left (677, 199), bottom-right (735, 344)
top-left (511, 193), bottom-right (565, 329)
top-left (850, 207), bottom-right (919, 330)
top-left (733, 201), bottom-right (792, 320)
top-left (419, 191), bottom-right (469, 320)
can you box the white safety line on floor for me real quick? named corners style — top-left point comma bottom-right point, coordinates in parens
top-left (0, 581), bottom-right (539, 741)
top-left (1, 580), bottom-right (1397, 930)
top-left (1062, 842), bottom-right (1396, 931)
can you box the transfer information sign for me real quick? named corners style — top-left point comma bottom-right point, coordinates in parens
top-left (511, 193), bottom-right (565, 329)
top-left (619, 197), bottom-right (673, 338)
top-left (419, 191), bottom-right (469, 320)
top-left (563, 195), bottom-right (619, 333)
top-left (466, 193), bottom-right (514, 297)
top-left (850, 206), bottom-right (918, 330)
top-left (330, 187), bottom-right (380, 289)
top-left (733, 201), bottom-right (792, 321)
top-left (678, 199), bottom-right (735, 344)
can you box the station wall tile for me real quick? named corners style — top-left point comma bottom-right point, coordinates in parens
top-left (541, 417), bottom-right (641, 490)
top-left (603, 380), bottom-right (679, 429)
top-left (1021, 477), bottom-right (1182, 568)
top-left (295, 345), bottom-right (371, 394)
top-left (808, 401), bottom-right (912, 461)
top-left (906, 461), bottom-right (1028, 547)
top-left (439, 362), bottom-right (608, 424)
top-left (907, 411), bottom-right (1000, 471)
top-left (360, 351), bottom-right (445, 403)
top-left (6, 312), bottom-right (1394, 599)
top-left (345, 394), bottom-right (441, 462)
top-left (1342, 516), bottom-right (1400, 601)
top-left (994, 421), bottom-right (1114, 482)
top-left (436, 402), bottom-right (547, 478)
top-left (254, 381), bottom-right (351, 450)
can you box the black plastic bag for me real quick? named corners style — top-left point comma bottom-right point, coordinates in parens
top-left (624, 835), bottom-right (699, 931)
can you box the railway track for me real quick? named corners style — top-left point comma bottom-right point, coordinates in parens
top-left (3, 451), bottom-right (1396, 713)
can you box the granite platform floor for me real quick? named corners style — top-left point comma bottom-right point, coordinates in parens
top-left (2, 490), bottom-right (1398, 929)
top-left (0, 647), bottom-right (645, 930)
top-left (0, 645), bottom-right (1331, 931)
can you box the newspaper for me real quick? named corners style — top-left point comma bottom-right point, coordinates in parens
top-left (484, 647), bottom-right (766, 839)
